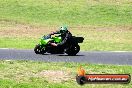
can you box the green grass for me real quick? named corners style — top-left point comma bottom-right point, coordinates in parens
top-left (0, 0), bottom-right (132, 50)
top-left (0, 37), bottom-right (37, 49)
top-left (0, 0), bottom-right (132, 26)
top-left (0, 24), bottom-right (132, 51)
top-left (0, 60), bottom-right (132, 88)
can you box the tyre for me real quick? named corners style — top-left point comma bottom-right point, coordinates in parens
top-left (34, 44), bottom-right (46, 54)
top-left (34, 44), bottom-right (41, 54)
top-left (66, 44), bottom-right (80, 56)
top-left (41, 47), bottom-right (46, 55)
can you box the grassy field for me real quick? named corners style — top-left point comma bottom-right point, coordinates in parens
top-left (0, 22), bottom-right (132, 51)
top-left (0, 0), bottom-right (132, 26)
top-left (0, 60), bottom-right (131, 88)
top-left (0, 0), bottom-right (132, 50)
top-left (0, 1), bottom-right (131, 88)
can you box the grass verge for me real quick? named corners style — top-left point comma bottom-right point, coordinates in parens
top-left (0, 22), bottom-right (132, 51)
top-left (0, 0), bottom-right (132, 51)
top-left (0, 0), bottom-right (132, 26)
top-left (0, 60), bottom-right (132, 88)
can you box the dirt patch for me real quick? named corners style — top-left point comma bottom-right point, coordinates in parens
top-left (36, 70), bottom-right (73, 83)
top-left (0, 23), bottom-right (57, 38)
top-left (0, 21), bottom-right (132, 38)
top-left (0, 21), bottom-right (59, 38)
top-left (0, 21), bottom-right (132, 44)
top-left (1, 25), bottom-right (131, 38)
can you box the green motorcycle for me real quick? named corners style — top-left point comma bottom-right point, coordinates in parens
top-left (34, 34), bottom-right (84, 56)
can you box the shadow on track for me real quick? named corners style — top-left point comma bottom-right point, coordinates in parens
top-left (41, 53), bottom-right (84, 56)
top-left (57, 54), bottom-right (85, 56)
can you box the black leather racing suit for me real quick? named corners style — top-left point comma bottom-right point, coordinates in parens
top-left (51, 30), bottom-right (72, 47)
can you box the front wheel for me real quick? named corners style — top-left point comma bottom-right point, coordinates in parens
top-left (34, 44), bottom-right (46, 54)
top-left (66, 44), bottom-right (80, 56)
top-left (34, 44), bottom-right (42, 54)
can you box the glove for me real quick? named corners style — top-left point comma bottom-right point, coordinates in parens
top-left (50, 31), bottom-right (54, 35)
top-left (50, 43), bottom-right (58, 46)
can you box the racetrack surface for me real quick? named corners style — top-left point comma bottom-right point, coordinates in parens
top-left (0, 49), bottom-right (132, 65)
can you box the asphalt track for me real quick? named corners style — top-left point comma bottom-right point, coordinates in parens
top-left (0, 49), bottom-right (132, 65)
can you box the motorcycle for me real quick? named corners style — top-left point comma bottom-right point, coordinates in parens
top-left (34, 34), bottom-right (84, 56)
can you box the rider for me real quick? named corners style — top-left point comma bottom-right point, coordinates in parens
top-left (50, 26), bottom-right (72, 47)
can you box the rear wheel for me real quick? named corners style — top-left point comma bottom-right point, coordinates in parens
top-left (66, 44), bottom-right (80, 56)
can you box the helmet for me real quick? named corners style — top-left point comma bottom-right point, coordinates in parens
top-left (59, 26), bottom-right (68, 34)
